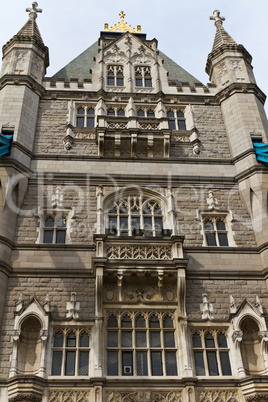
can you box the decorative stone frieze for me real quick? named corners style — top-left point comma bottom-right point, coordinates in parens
top-left (48, 390), bottom-right (91, 402)
top-left (106, 244), bottom-right (172, 260)
top-left (199, 390), bottom-right (240, 402)
top-left (105, 390), bottom-right (182, 401)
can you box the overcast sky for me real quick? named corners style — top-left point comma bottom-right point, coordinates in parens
top-left (1, 0), bottom-right (267, 113)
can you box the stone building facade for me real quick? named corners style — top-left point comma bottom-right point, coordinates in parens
top-left (0, 4), bottom-right (268, 402)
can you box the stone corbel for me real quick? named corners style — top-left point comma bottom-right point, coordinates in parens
top-left (190, 131), bottom-right (201, 155)
top-left (164, 134), bottom-right (170, 158)
top-left (147, 135), bottom-right (154, 158)
top-left (131, 133), bottom-right (137, 157)
top-left (232, 330), bottom-right (243, 348)
top-left (115, 134), bottom-right (121, 157)
top-left (98, 132), bottom-right (105, 156)
top-left (64, 124), bottom-right (74, 150)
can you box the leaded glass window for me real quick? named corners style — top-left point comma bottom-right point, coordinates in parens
top-left (76, 107), bottom-right (95, 128)
top-left (192, 330), bottom-right (232, 376)
top-left (168, 110), bottom-right (186, 130)
top-left (51, 329), bottom-right (90, 376)
top-left (106, 312), bottom-right (177, 376)
top-left (203, 217), bottom-right (229, 247)
top-left (107, 65), bottom-right (124, 87)
top-left (135, 66), bottom-right (152, 87)
top-left (107, 195), bottom-right (164, 237)
top-left (43, 215), bottom-right (67, 244)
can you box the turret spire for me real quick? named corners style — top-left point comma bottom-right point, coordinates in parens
top-left (209, 9), bottom-right (237, 52)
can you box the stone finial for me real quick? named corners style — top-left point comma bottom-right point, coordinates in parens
top-left (44, 293), bottom-right (51, 312)
top-left (229, 295), bottom-right (237, 314)
top-left (232, 330), bottom-right (243, 347)
top-left (200, 293), bottom-right (214, 320)
top-left (206, 190), bottom-right (218, 209)
top-left (16, 293), bottom-right (23, 312)
top-left (209, 10), bottom-right (225, 27)
top-left (66, 292), bottom-right (80, 319)
top-left (255, 295), bottom-right (263, 314)
top-left (51, 186), bottom-right (63, 208)
top-left (26, 2), bottom-right (42, 20)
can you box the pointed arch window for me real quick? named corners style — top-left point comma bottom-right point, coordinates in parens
top-left (107, 195), bottom-right (164, 237)
top-left (107, 65), bottom-right (124, 87)
top-left (192, 330), bottom-right (232, 376)
top-left (51, 329), bottom-right (90, 376)
top-left (135, 66), bottom-right (152, 87)
top-left (43, 215), bottom-right (67, 244)
top-left (203, 217), bottom-right (229, 246)
top-left (76, 107), bottom-right (95, 128)
top-left (106, 312), bottom-right (177, 376)
top-left (168, 110), bottom-right (186, 130)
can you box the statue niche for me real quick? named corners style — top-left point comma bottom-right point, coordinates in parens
top-left (17, 316), bottom-right (42, 374)
top-left (240, 317), bottom-right (265, 375)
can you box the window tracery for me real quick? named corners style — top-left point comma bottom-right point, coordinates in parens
top-left (51, 328), bottom-right (90, 376)
top-left (106, 311), bottom-right (177, 376)
top-left (135, 66), bottom-right (152, 87)
top-left (203, 216), bottom-right (229, 246)
top-left (167, 110), bottom-right (186, 130)
top-left (191, 329), bottom-right (232, 376)
top-left (76, 106), bottom-right (95, 128)
top-left (107, 195), bottom-right (164, 237)
top-left (107, 65), bottom-right (124, 86)
top-left (43, 214), bottom-right (67, 244)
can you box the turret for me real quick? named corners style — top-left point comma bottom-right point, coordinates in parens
top-left (206, 10), bottom-right (268, 268)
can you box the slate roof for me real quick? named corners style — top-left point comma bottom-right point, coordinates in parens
top-left (51, 41), bottom-right (202, 86)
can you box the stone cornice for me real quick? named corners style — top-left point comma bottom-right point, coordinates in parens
top-left (0, 74), bottom-right (45, 97)
top-left (215, 82), bottom-right (266, 105)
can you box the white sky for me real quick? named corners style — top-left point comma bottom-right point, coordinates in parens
top-left (1, 0), bottom-right (267, 113)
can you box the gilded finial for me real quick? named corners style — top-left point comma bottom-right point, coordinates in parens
top-left (104, 11), bottom-right (141, 33)
top-left (209, 10), bottom-right (225, 27)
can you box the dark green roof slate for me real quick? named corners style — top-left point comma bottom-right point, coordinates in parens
top-left (158, 50), bottom-right (202, 87)
top-left (51, 41), bottom-right (99, 83)
top-left (51, 40), bottom-right (203, 86)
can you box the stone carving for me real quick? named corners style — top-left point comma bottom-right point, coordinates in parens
top-left (123, 285), bottom-right (157, 302)
top-left (105, 390), bottom-right (182, 402)
top-left (246, 395), bottom-right (268, 401)
top-left (231, 60), bottom-right (246, 81)
top-left (217, 61), bottom-right (227, 77)
top-left (206, 190), bottom-right (218, 210)
top-left (200, 293), bottom-right (214, 320)
top-left (31, 53), bottom-right (43, 81)
top-left (66, 292), bottom-right (80, 319)
top-left (107, 87), bottom-right (125, 92)
top-left (9, 396), bottom-right (42, 402)
top-left (107, 122), bottom-right (127, 129)
top-left (106, 245), bottom-right (172, 260)
top-left (75, 133), bottom-right (96, 139)
top-left (140, 123), bottom-right (160, 130)
top-left (199, 390), bottom-right (240, 402)
top-left (14, 50), bottom-right (28, 74)
top-left (164, 286), bottom-right (175, 302)
top-left (173, 135), bottom-right (190, 142)
top-left (48, 390), bottom-right (91, 402)
top-left (104, 284), bottom-right (117, 301)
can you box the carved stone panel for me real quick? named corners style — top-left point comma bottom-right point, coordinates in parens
top-left (48, 390), bottom-right (91, 402)
top-left (106, 245), bottom-right (172, 260)
top-left (105, 390), bottom-right (182, 402)
top-left (198, 390), bottom-right (241, 402)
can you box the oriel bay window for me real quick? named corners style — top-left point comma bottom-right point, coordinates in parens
top-left (51, 329), bottom-right (90, 376)
top-left (107, 312), bottom-right (177, 376)
top-left (192, 330), bottom-right (232, 376)
top-left (107, 195), bottom-right (163, 236)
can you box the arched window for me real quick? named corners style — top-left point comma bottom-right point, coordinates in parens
top-left (168, 110), bottom-right (186, 130)
top-left (137, 109), bottom-right (145, 117)
top-left (76, 107), bottom-right (95, 128)
top-left (203, 217), bottom-right (229, 247)
top-left (107, 65), bottom-right (124, 86)
top-left (135, 66), bottom-right (152, 87)
top-left (147, 109), bottom-right (155, 117)
top-left (107, 108), bottom-right (115, 116)
top-left (107, 312), bottom-right (177, 377)
top-left (107, 195), bottom-right (164, 237)
top-left (192, 330), bottom-right (232, 376)
top-left (43, 215), bottom-right (67, 244)
top-left (52, 329), bottom-right (90, 376)
top-left (117, 108), bottom-right (125, 116)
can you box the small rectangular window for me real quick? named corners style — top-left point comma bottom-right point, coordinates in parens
top-left (207, 351), bottom-right (219, 376)
top-left (52, 351), bottom-right (62, 375)
top-left (151, 351), bottom-right (163, 375)
top-left (107, 351), bottom-right (118, 375)
top-left (137, 351), bottom-right (148, 375)
top-left (65, 351), bottom-right (76, 375)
